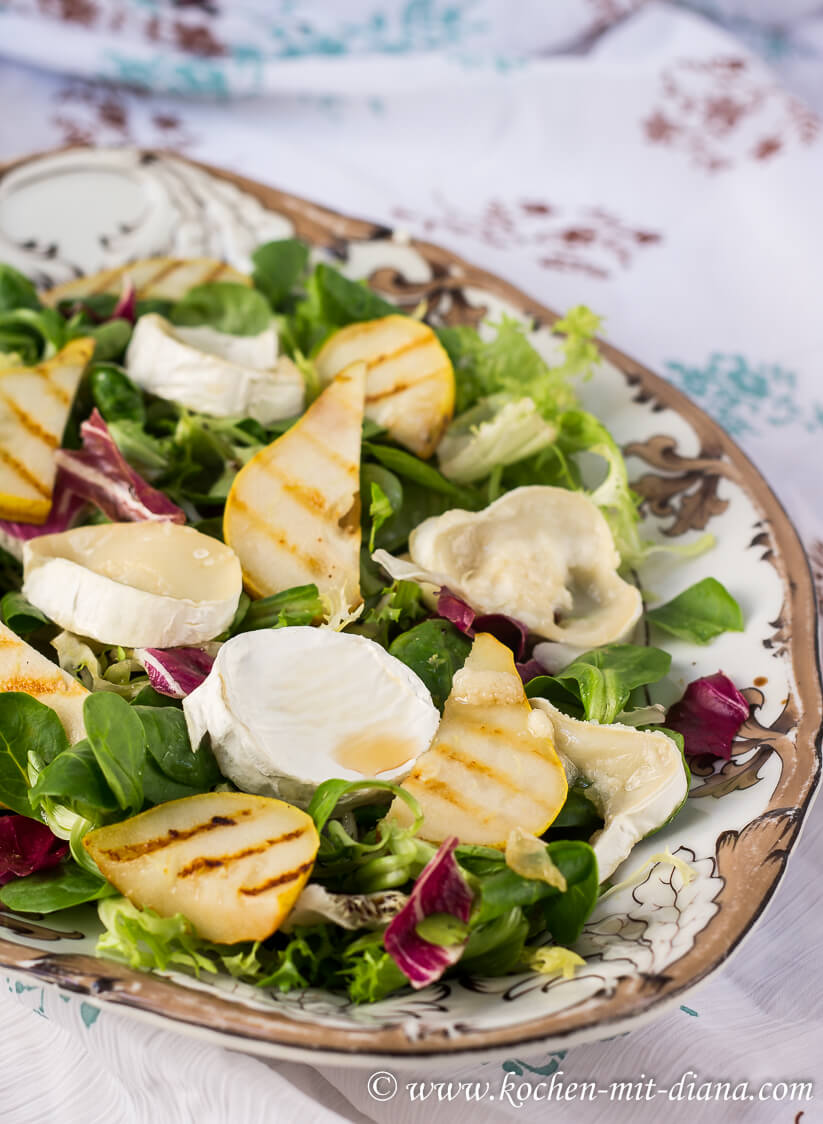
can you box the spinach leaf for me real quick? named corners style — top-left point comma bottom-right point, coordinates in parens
top-left (89, 364), bottom-right (146, 423)
top-left (460, 908), bottom-right (530, 976)
top-left (170, 282), bottom-right (272, 336)
top-left (133, 705), bottom-right (220, 791)
top-left (0, 693), bottom-right (69, 815)
top-left (540, 839), bottom-right (599, 944)
top-left (30, 740), bottom-right (120, 823)
top-left (233, 584), bottom-right (326, 633)
top-left (471, 839), bottom-right (598, 942)
top-left (544, 784), bottom-right (604, 842)
top-left (309, 263), bottom-right (397, 327)
top-left (0, 265), bottom-right (40, 313)
top-left (252, 239), bottom-right (309, 309)
top-left (527, 644), bottom-right (671, 724)
top-left (84, 694), bottom-right (145, 814)
top-left (0, 591), bottom-right (51, 636)
top-left (389, 619), bottom-right (471, 710)
top-left (0, 862), bottom-right (115, 913)
top-left (71, 318), bottom-right (132, 362)
top-left (130, 685), bottom-right (183, 709)
top-left (0, 308), bottom-right (66, 364)
top-left (363, 442), bottom-right (478, 503)
top-left (141, 757), bottom-right (206, 805)
top-left (646, 577), bottom-right (744, 645)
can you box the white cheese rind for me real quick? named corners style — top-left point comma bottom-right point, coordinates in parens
top-left (22, 523), bottom-right (242, 647)
top-left (531, 697), bottom-right (689, 880)
top-left (125, 314), bottom-right (304, 424)
top-left (183, 627), bottom-right (440, 808)
top-left (408, 485), bottom-right (642, 648)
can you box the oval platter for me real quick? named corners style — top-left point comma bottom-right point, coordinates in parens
top-left (0, 147), bottom-right (820, 1068)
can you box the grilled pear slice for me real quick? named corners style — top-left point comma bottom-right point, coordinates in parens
top-left (42, 258), bottom-right (249, 305)
top-left (85, 792), bottom-right (319, 943)
top-left (0, 338), bottom-right (94, 523)
top-left (315, 315), bottom-right (454, 458)
top-left (0, 621), bottom-right (88, 744)
top-left (390, 632), bottom-right (568, 846)
top-left (224, 361), bottom-right (366, 607)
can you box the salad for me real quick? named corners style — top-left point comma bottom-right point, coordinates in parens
top-left (0, 242), bottom-right (750, 1003)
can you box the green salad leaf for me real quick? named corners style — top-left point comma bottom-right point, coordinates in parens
top-left (527, 644), bottom-right (671, 725)
top-left (133, 705), bottom-right (220, 793)
top-left (646, 577), bottom-right (744, 644)
top-left (0, 264), bottom-right (40, 313)
top-left (0, 591), bottom-right (51, 636)
top-left (83, 694), bottom-right (146, 815)
top-left (30, 740), bottom-right (121, 824)
top-left (0, 307), bottom-right (66, 364)
top-left (0, 862), bottom-right (115, 913)
top-left (170, 282), bottom-right (272, 336)
top-left (233, 584), bottom-right (326, 633)
top-left (89, 364), bottom-right (146, 424)
top-left (252, 239), bottom-right (310, 309)
top-left (389, 619), bottom-right (471, 710)
top-left (0, 693), bottom-right (69, 816)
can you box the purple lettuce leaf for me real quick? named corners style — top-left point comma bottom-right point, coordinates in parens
top-left (436, 589), bottom-right (529, 661)
top-left (665, 671), bottom-right (749, 759)
top-left (515, 658), bottom-right (545, 683)
top-left (135, 646), bottom-right (215, 698)
top-left (0, 813), bottom-right (69, 886)
top-left (54, 409), bottom-right (185, 525)
top-left (383, 837), bottom-right (474, 989)
top-left (111, 277), bottom-right (137, 324)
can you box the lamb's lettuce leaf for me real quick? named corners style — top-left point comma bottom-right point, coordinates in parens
top-left (646, 577), bottom-right (743, 644)
top-left (170, 282), bottom-right (272, 336)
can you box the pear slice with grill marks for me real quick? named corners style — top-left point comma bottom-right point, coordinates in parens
top-left (84, 792), bottom-right (319, 943)
top-left (0, 621), bottom-right (88, 744)
top-left (224, 361), bottom-right (366, 607)
top-left (315, 315), bottom-right (455, 458)
top-left (41, 257), bottom-right (250, 305)
top-left (0, 338), bottom-right (94, 523)
top-left (390, 632), bottom-right (568, 847)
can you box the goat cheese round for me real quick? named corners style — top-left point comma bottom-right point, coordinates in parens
top-left (126, 313), bottom-right (304, 424)
top-left (408, 485), bottom-right (642, 648)
top-left (23, 522), bottom-right (242, 647)
top-left (183, 627), bottom-right (441, 807)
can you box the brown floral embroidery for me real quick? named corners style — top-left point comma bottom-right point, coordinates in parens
top-left (643, 56), bottom-right (819, 172)
top-left (38, 0), bottom-right (98, 26)
top-left (392, 196), bottom-right (661, 280)
top-left (51, 81), bottom-right (196, 150)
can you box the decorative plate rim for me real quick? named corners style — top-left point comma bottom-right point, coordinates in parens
top-left (0, 146), bottom-right (820, 1065)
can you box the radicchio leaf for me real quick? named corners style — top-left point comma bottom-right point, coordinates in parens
top-left (135, 646), bottom-right (215, 699)
top-left (436, 589), bottom-right (529, 661)
top-left (664, 671), bottom-right (749, 759)
top-left (0, 813), bottom-right (68, 886)
top-left (0, 471), bottom-right (87, 558)
top-left (55, 409), bottom-right (185, 525)
top-left (383, 837), bottom-right (474, 989)
top-left (111, 277), bottom-right (137, 324)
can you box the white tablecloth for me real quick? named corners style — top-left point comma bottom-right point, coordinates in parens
top-left (0, 3), bottom-right (821, 1121)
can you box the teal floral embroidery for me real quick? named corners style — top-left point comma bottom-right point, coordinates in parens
top-left (663, 354), bottom-right (823, 436)
top-left (80, 1001), bottom-right (101, 1028)
top-left (502, 1050), bottom-right (567, 1077)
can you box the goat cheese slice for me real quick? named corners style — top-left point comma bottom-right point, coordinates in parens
top-left (531, 696), bottom-right (689, 880)
top-left (125, 313), bottom-right (304, 424)
top-left (22, 522), bottom-right (242, 647)
top-left (407, 485), bottom-right (642, 648)
top-left (183, 627), bottom-right (440, 808)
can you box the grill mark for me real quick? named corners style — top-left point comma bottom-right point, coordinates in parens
top-left (0, 674), bottom-right (86, 697)
top-left (0, 448), bottom-right (51, 498)
top-left (366, 368), bottom-right (445, 405)
top-left (450, 715), bottom-right (558, 764)
top-left (89, 266), bottom-right (122, 295)
top-left (300, 427), bottom-right (359, 475)
top-left (405, 775), bottom-right (492, 823)
top-left (100, 809), bottom-right (255, 862)
top-left (135, 259), bottom-right (179, 297)
top-left (239, 859), bottom-right (314, 897)
top-left (433, 742), bottom-right (523, 792)
top-left (259, 461), bottom-right (328, 515)
top-left (230, 496), bottom-right (329, 578)
top-left (364, 333), bottom-right (429, 371)
top-left (200, 260), bottom-right (229, 284)
top-left (177, 826), bottom-right (309, 877)
top-left (0, 392), bottom-right (59, 448)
